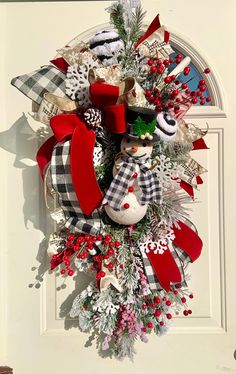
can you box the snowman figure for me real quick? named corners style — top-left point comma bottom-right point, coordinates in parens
top-left (103, 107), bottom-right (162, 225)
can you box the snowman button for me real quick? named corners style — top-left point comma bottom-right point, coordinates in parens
top-left (128, 186), bottom-right (134, 193)
top-left (123, 203), bottom-right (130, 209)
top-left (132, 172), bottom-right (138, 178)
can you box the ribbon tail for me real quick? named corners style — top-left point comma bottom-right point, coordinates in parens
top-left (173, 220), bottom-right (203, 261)
top-left (146, 247), bottom-right (182, 291)
top-left (134, 14), bottom-right (161, 49)
top-left (70, 122), bottom-right (104, 216)
top-left (192, 138), bottom-right (208, 150)
top-left (180, 180), bottom-right (194, 198)
top-left (36, 136), bottom-right (57, 178)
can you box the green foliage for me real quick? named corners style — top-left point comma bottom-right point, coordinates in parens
top-left (129, 5), bottom-right (146, 45)
top-left (109, 3), bottom-right (127, 44)
top-left (133, 116), bottom-right (156, 137)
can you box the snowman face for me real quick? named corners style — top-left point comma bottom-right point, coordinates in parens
top-left (121, 136), bottom-right (153, 160)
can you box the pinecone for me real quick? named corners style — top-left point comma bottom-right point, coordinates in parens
top-left (84, 108), bottom-right (102, 128)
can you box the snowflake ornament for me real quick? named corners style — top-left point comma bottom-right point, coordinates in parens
top-left (65, 57), bottom-right (99, 107)
top-left (152, 154), bottom-right (183, 191)
top-left (140, 227), bottom-right (175, 255)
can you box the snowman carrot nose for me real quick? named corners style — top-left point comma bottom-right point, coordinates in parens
top-left (131, 146), bottom-right (138, 153)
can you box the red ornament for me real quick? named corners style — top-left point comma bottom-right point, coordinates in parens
top-left (68, 269), bottom-right (74, 276)
top-left (169, 58), bottom-right (175, 63)
top-left (183, 310), bottom-right (189, 316)
top-left (163, 59), bottom-right (170, 67)
top-left (142, 304), bottom-right (147, 310)
top-left (108, 263), bottom-right (114, 270)
top-left (107, 248), bottom-right (115, 256)
top-left (128, 186), bottom-right (134, 192)
top-left (147, 322), bottom-right (153, 329)
top-left (166, 300), bottom-right (171, 306)
top-left (145, 90), bottom-right (151, 97)
top-left (182, 83), bottom-right (188, 89)
top-left (132, 172), bottom-right (138, 178)
top-left (204, 67), bottom-right (211, 74)
top-left (191, 98), bottom-right (198, 104)
top-left (154, 310), bottom-right (161, 318)
top-left (206, 97), bottom-right (211, 102)
top-left (188, 309), bottom-right (192, 314)
top-left (157, 65), bottom-right (164, 74)
top-left (189, 294), bottom-right (194, 299)
top-left (168, 102), bottom-right (174, 108)
top-left (199, 79), bottom-right (205, 85)
top-left (142, 327), bottom-right (147, 333)
top-left (200, 85), bottom-right (207, 92)
top-left (147, 59), bottom-right (153, 66)
top-left (115, 241), bottom-right (121, 247)
top-left (172, 89), bottom-right (179, 96)
top-left (200, 99), bottom-right (205, 105)
top-left (159, 321), bottom-right (164, 326)
top-left (68, 234), bottom-right (75, 241)
top-left (184, 66), bottom-right (191, 76)
top-left (150, 65), bottom-right (157, 73)
top-left (181, 297), bottom-right (187, 303)
top-left (154, 297), bottom-right (161, 304)
top-left (164, 76), bottom-right (171, 84)
top-left (166, 313), bottom-right (172, 319)
top-left (123, 203), bottom-right (130, 209)
top-left (60, 269), bottom-right (66, 275)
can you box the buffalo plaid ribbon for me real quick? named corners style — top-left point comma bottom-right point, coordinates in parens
top-left (103, 157), bottom-right (162, 211)
top-left (139, 217), bottom-right (197, 291)
top-left (50, 141), bottom-right (102, 235)
top-left (11, 65), bottom-right (66, 105)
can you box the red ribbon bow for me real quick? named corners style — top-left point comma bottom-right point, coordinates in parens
top-left (146, 220), bottom-right (202, 291)
top-left (36, 82), bottom-right (126, 216)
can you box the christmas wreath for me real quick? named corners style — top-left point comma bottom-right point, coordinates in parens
top-left (11, 0), bottom-right (211, 360)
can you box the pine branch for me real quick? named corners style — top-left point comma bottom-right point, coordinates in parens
top-left (109, 3), bottom-right (127, 44)
top-left (129, 5), bottom-right (146, 45)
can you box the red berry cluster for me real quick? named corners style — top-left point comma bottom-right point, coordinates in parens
top-left (141, 294), bottom-right (174, 332)
top-left (51, 233), bottom-right (121, 280)
top-left (174, 284), bottom-right (194, 316)
top-left (145, 53), bottom-right (211, 115)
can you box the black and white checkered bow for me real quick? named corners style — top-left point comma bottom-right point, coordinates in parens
top-left (103, 157), bottom-right (162, 211)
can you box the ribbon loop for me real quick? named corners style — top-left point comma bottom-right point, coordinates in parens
top-left (90, 82), bottom-right (127, 134)
top-left (145, 220), bottom-right (203, 291)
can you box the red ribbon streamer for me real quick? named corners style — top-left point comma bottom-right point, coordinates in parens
top-left (36, 83), bottom-right (126, 216)
top-left (146, 220), bottom-right (202, 291)
top-left (134, 14), bottom-right (161, 49)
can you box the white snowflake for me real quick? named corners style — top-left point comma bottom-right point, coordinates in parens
top-left (139, 227), bottom-right (175, 255)
top-left (152, 154), bottom-right (183, 191)
top-left (65, 58), bottom-right (99, 107)
top-left (68, 51), bottom-right (80, 64)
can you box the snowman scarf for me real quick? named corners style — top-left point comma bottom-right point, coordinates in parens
top-left (103, 157), bottom-right (162, 211)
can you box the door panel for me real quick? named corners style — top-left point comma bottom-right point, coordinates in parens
top-left (0, 1), bottom-right (235, 374)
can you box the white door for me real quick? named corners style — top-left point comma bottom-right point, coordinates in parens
top-left (0, 1), bottom-right (236, 373)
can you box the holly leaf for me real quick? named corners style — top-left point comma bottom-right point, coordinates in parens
top-left (133, 116), bottom-right (156, 136)
top-left (133, 116), bottom-right (146, 136)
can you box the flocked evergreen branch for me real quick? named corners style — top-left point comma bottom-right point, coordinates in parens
top-left (109, 3), bottom-right (127, 44)
top-left (129, 5), bottom-right (146, 45)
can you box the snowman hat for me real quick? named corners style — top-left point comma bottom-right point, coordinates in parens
top-left (126, 106), bottom-right (159, 141)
